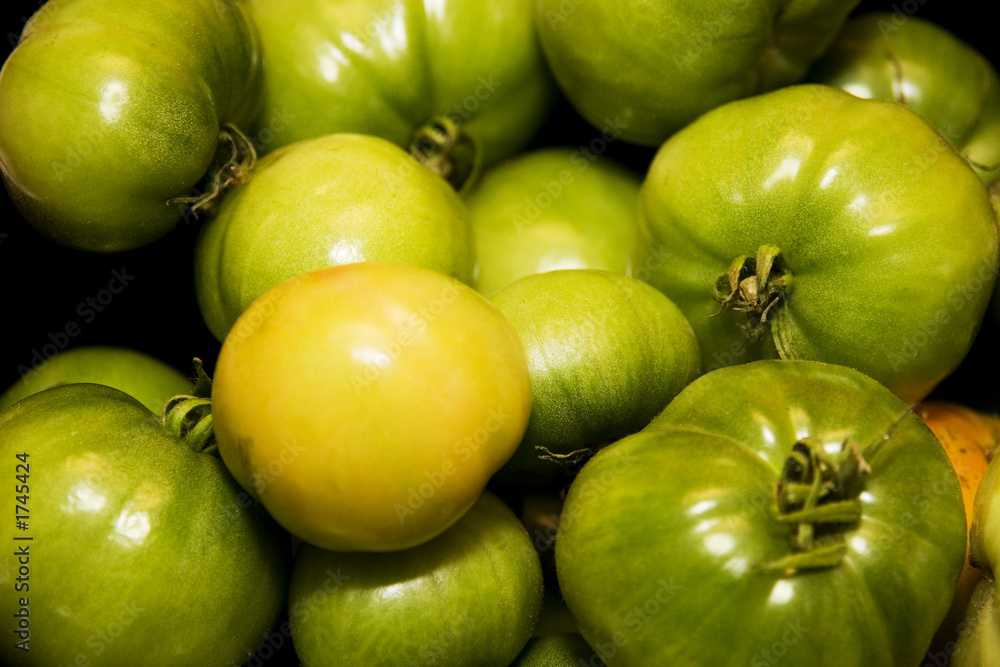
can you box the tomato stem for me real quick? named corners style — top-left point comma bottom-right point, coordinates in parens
top-left (161, 395), bottom-right (217, 455)
top-left (408, 115), bottom-right (482, 194)
top-left (165, 123), bottom-right (257, 215)
top-left (710, 245), bottom-right (793, 340)
top-left (756, 437), bottom-right (870, 572)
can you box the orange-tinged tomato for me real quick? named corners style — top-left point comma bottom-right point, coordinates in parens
top-left (916, 400), bottom-right (997, 651)
top-left (211, 262), bottom-right (532, 552)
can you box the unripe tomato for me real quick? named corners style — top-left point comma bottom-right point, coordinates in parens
top-left (211, 262), bottom-right (532, 552)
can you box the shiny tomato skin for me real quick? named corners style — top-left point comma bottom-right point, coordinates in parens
top-left (211, 262), bottom-right (532, 552)
top-left (0, 383), bottom-right (290, 667)
top-left (0, 0), bottom-right (260, 251)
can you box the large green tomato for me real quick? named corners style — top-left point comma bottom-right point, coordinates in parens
top-left (195, 133), bottom-right (473, 341)
top-left (534, 0), bottom-right (860, 146)
top-left (0, 383), bottom-right (290, 666)
top-left (211, 262), bottom-right (532, 552)
top-left (490, 270), bottom-right (700, 485)
top-left (556, 360), bottom-right (966, 666)
top-left (0, 0), bottom-right (260, 252)
top-left (244, 0), bottom-right (554, 188)
top-left (288, 491), bottom-right (543, 666)
top-left (634, 84), bottom-right (999, 405)
top-left (0, 346), bottom-right (192, 414)
top-left (466, 148), bottom-right (641, 297)
top-left (808, 12), bottom-right (1000, 185)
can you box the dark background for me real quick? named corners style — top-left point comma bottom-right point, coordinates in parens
top-left (0, 2), bottom-right (995, 667)
top-left (0, 0), bottom-right (995, 402)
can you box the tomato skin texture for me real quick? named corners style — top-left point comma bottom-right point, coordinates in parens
top-left (466, 148), bottom-right (641, 297)
top-left (557, 360), bottom-right (965, 666)
top-left (0, 346), bottom-right (192, 414)
top-left (245, 0), bottom-right (553, 166)
top-left (0, 384), bottom-right (290, 667)
top-left (915, 401), bottom-right (992, 651)
top-left (534, 0), bottom-right (860, 146)
top-left (288, 491), bottom-right (543, 667)
top-left (490, 270), bottom-right (700, 484)
top-left (634, 84), bottom-right (999, 405)
top-left (952, 452), bottom-right (1000, 665)
top-left (511, 634), bottom-right (603, 666)
top-left (211, 262), bottom-right (532, 552)
top-left (194, 133), bottom-right (474, 341)
top-left (808, 12), bottom-right (1000, 185)
top-left (0, 0), bottom-right (260, 252)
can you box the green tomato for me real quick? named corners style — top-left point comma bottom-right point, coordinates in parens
top-left (0, 383), bottom-right (290, 667)
top-left (634, 84), bottom-right (999, 405)
top-left (808, 12), bottom-right (1000, 185)
top-left (466, 148), bottom-right (641, 297)
top-left (244, 0), bottom-right (554, 188)
top-left (511, 634), bottom-right (603, 667)
top-left (556, 360), bottom-right (966, 666)
top-left (288, 491), bottom-right (543, 667)
top-left (0, 346), bottom-right (192, 414)
top-left (951, 579), bottom-right (1000, 667)
top-left (0, 0), bottom-right (260, 252)
top-left (195, 133), bottom-right (473, 341)
top-left (490, 270), bottom-right (700, 485)
top-left (534, 0), bottom-right (860, 146)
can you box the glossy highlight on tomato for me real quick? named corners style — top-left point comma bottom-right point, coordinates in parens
top-left (634, 84), bottom-right (999, 404)
top-left (0, 383), bottom-right (290, 667)
top-left (0, 0), bottom-right (261, 251)
top-left (211, 262), bottom-right (532, 552)
top-left (557, 360), bottom-right (966, 666)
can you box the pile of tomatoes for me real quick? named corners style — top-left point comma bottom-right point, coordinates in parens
top-left (2, 1), bottom-right (1000, 666)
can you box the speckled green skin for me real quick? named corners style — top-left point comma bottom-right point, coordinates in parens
top-left (194, 133), bottom-right (474, 341)
top-left (465, 148), bottom-right (641, 298)
top-left (557, 360), bottom-right (965, 667)
top-left (0, 384), bottom-right (290, 667)
top-left (0, 0), bottom-right (260, 251)
top-left (245, 0), bottom-right (554, 165)
top-left (511, 634), bottom-right (603, 666)
top-left (491, 269), bottom-right (700, 484)
top-left (0, 346), bottom-right (192, 414)
top-left (809, 12), bottom-right (1000, 186)
top-left (634, 84), bottom-right (999, 405)
top-left (535, 0), bottom-right (860, 146)
top-left (288, 491), bottom-right (543, 667)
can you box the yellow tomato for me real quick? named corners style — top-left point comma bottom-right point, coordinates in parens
top-left (211, 262), bottom-right (532, 552)
top-left (916, 400), bottom-right (998, 650)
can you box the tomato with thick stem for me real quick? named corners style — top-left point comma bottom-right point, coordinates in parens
top-left (633, 84), bottom-right (999, 405)
top-left (0, 0), bottom-right (261, 251)
top-left (557, 360), bottom-right (966, 666)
